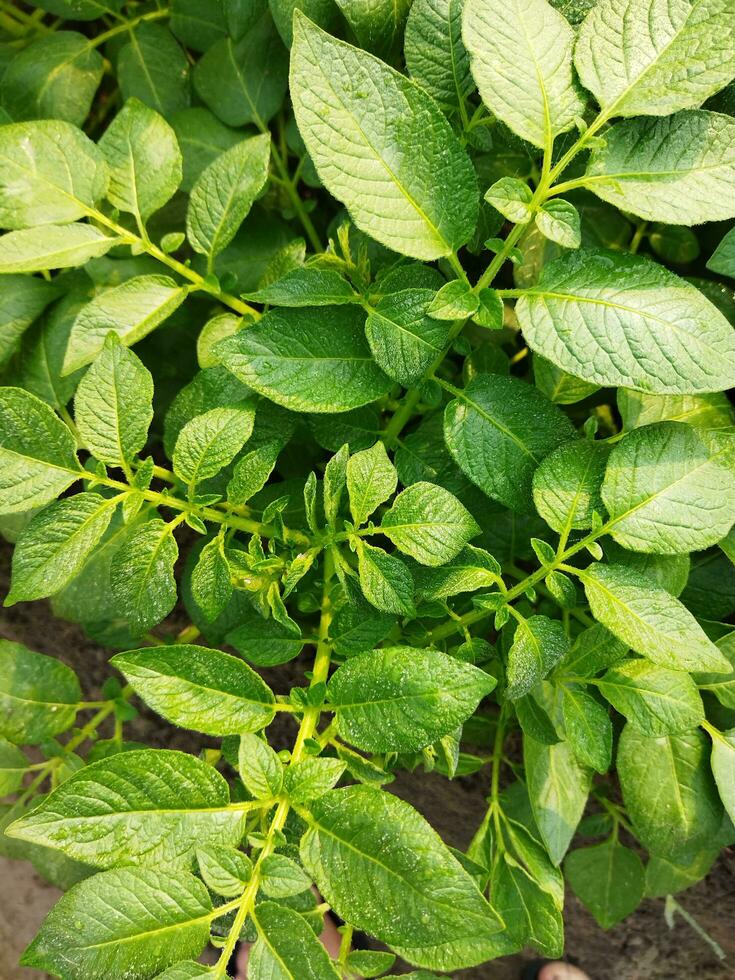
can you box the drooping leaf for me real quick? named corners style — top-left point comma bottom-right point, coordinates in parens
top-left (524, 735), bottom-right (592, 865)
top-left (708, 728), bottom-right (735, 825)
top-left (560, 683), bottom-right (612, 773)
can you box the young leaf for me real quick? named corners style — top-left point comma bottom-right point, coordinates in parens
top-left (63, 275), bottom-right (189, 374)
top-left (516, 249), bottom-right (735, 394)
top-left (346, 441), bottom-right (398, 526)
top-left (260, 853), bottom-right (312, 897)
top-left (6, 492), bottom-right (119, 604)
top-left (173, 406), bottom-right (255, 486)
top-left (617, 726), bottom-right (723, 857)
top-left (244, 267), bottom-right (358, 306)
top-left (187, 134), bottom-right (271, 261)
top-left (617, 388), bottom-right (735, 433)
top-left (598, 660), bottom-right (704, 737)
top-left (170, 0), bottom-right (227, 51)
top-left (532, 439), bottom-right (607, 534)
top-left (0, 738), bottom-right (28, 796)
top-left (366, 288), bottom-right (451, 386)
top-left (536, 200), bottom-right (581, 249)
top-left (560, 684), bottom-right (612, 773)
top-left (506, 615), bottom-right (570, 700)
top-left (564, 841), bottom-right (645, 929)
top-left (345, 950), bottom-right (397, 979)
top-left (0, 224), bottom-right (118, 273)
top-left (708, 226), bottom-right (735, 278)
top-left (585, 111), bottom-right (735, 226)
top-left (290, 13), bottom-right (478, 260)
top-left (708, 728), bottom-right (735, 825)
top-left (427, 279), bottom-right (479, 319)
top-left (327, 646), bottom-right (496, 751)
top-left (111, 644), bottom-right (275, 735)
top-left (443, 374), bottom-right (575, 511)
top-left (227, 615), bottom-right (305, 667)
top-left (463, 0), bottom-right (584, 148)
top-left (0, 640), bottom-right (80, 745)
top-left (0, 387), bottom-right (80, 514)
top-left (74, 334), bottom-right (154, 469)
top-left (227, 440), bottom-right (281, 505)
top-left (217, 307), bottom-right (391, 413)
top-left (250, 901), bottom-right (341, 980)
top-left (323, 442), bottom-right (349, 529)
top-left (575, 0), bottom-right (735, 118)
top-left (356, 540), bottom-right (416, 615)
top-left (300, 785), bottom-right (504, 970)
top-left (404, 0), bottom-right (473, 113)
top-left (197, 844), bottom-right (252, 898)
top-left (238, 733), bottom-right (284, 799)
top-left (601, 422), bottom-right (735, 554)
top-left (524, 735), bottom-right (592, 865)
top-left (582, 563), bottom-right (731, 674)
top-left (283, 757), bottom-right (346, 803)
top-left (379, 481), bottom-right (480, 566)
top-left (0, 120), bottom-right (108, 228)
top-left (110, 518), bottom-right (179, 633)
top-left (7, 749), bottom-right (248, 868)
top-left (20, 867), bottom-right (211, 979)
top-left (0, 274), bottom-right (59, 368)
top-left (190, 535), bottom-right (233, 621)
top-left (484, 177), bottom-right (533, 224)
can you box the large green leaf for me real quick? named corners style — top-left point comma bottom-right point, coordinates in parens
top-left (216, 307), bottom-right (391, 412)
top-left (404, 0), bottom-right (473, 113)
top-left (524, 734), bottom-right (592, 864)
top-left (0, 640), bottom-right (80, 745)
top-left (532, 439), bottom-right (607, 534)
top-left (0, 120), bottom-right (107, 229)
top-left (582, 563), bottom-right (730, 673)
top-left (575, 0), bottom-right (735, 118)
top-left (618, 389), bottom-right (735, 433)
top-left (463, 0), bottom-right (584, 148)
top-left (365, 288), bottom-right (451, 386)
top-left (560, 683), bottom-right (612, 772)
top-left (21, 867), bottom-right (211, 979)
top-left (0, 387), bottom-right (80, 514)
top-left (327, 646), bottom-right (496, 752)
top-left (379, 481), bottom-right (480, 566)
top-left (99, 97), bottom-right (182, 225)
top-left (63, 275), bottom-right (188, 374)
top-left (443, 374), bottom-right (575, 511)
top-left (356, 541), bottom-right (415, 615)
top-left (617, 726), bottom-right (723, 857)
top-left (602, 422), bottom-right (735, 554)
top-left (598, 660), bottom-right (704, 736)
top-left (250, 901), bottom-right (341, 979)
top-left (7, 749), bottom-right (249, 868)
top-left (335, 0), bottom-right (411, 59)
top-left (516, 249), bottom-right (735, 393)
top-left (564, 840), bottom-right (644, 929)
top-left (187, 134), bottom-right (270, 261)
top-left (0, 275), bottom-right (58, 368)
top-left (290, 13), bottom-right (478, 260)
top-left (0, 224), bottom-right (118, 273)
top-left (585, 111), bottom-right (735, 225)
top-left (111, 645), bottom-right (275, 735)
top-left (300, 785), bottom-right (504, 970)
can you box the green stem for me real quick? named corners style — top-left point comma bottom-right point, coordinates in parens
top-left (88, 7), bottom-right (170, 48)
top-left (489, 705), bottom-right (508, 834)
top-left (270, 141), bottom-right (323, 253)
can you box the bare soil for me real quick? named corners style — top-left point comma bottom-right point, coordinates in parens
top-left (1, 552), bottom-right (734, 980)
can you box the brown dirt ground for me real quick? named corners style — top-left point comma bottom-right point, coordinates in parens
top-left (1, 550), bottom-right (734, 980)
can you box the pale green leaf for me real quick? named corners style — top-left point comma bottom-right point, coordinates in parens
top-left (0, 275), bottom-right (58, 368)
top-left (524, 734), bottom-right (592, 864)
top-left (244, 268), bottom-right (358, 306)
top-left (484, 177), bottom-right (533, 223)
top-left (708, 727), bottom-right (735, 825)
top-left (379, 481), bottom-right (479, 566)
top-left (191, 535), bottom-right (233, 622)
top-left (238, 733), bottom-right (284, 799)
top-left (618, 388), bottom-right (735, 433)
top-left (0, 639), bottom-right (80, 745)
top-left (708, 226), bottom-right (735, 278)
top-left (260, 854), bottom-right (312, 897)
top-left (536, 200), bottom-right (581, 249)
top-left (283, 757), bottom-right (346, 803)
top-left (412, 544), bottom-right (500, 600)
top-left (346, 441), bottom-right (397, 526)
top-left (0, 738), bottom-right (28, 796)
top-left (0, 224), bottom-right (117, 273)
top-left (532, 439), bottom-right (607, 534)
top-left (533, 355), bottom-right (600, 405)
top-left (562, 623), bottom-right (628, 678)
top-left (196, 844), bottom-right (252, 898)
top-left (173, 406), bottom-right (254, 486)
top-left (598, 660), bottom-right (704, 736)
top-left (506, 615), bottom-right (570, 700)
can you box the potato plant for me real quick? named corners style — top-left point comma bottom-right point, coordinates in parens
top-left (1, 0), bottom-right (735, 977)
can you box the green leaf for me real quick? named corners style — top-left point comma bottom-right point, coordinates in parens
top-left (250, 901), bottom-right (341, 979)
top-left (708, 226), bottom-right (735, 278)
top-left (0, 738), bottom-right (28, 796)
top-left (227, 440), bottom-right (281, 505)
top-left (443, 374), bottom-right (575, 511)
top-left (191, 535), bottom-right (233, 621)
top-left (366, 288), bottom-right (451, 386)
top-left (346, 441), bottom-right (397, 526)
top-left (0, 274), bottom-right (58, 368)
top-left (99, 98), bottom-right (182, 225)
top-left (708, 728), bottom-right (735, 825)
top-left (345, 950), bottom-right (396, 979)
top-left (197, 844), bottom-right (252, 898)
top-left (356, 540), bottom-right (415, 615)
top-left (506, 615), bottom-right (570, 700)
top-left (290, 13), bottom-right (478, 260)
top-left (412, 544), bottom-right (500, 600)
top-left (598, 660), bottom-right (704, 737)
top-left (0, 387), bottom-right (80, 514)
top-left (533, 355), bottom-right (600, 405)
top-left (536, 200), bottom-right (581, 249)
top-left (75, 334), bottom-right (154, 468)
top-left (170, 0), bottom-right (228, 51)
top-left (695, 633), bottom-right (735, 709)
top-left (328, 645), bottom-right (496, 752)
top-left (0, 639), bottom-right (80, 745)
top-left (617, 726), bottom-right (723, 857)
top-left (6, 492), bottom-right (119, 605)
top-left (29, 0), bottom-right (124, 20)
top-left (562, 623), bottom-right (628, 678)
top-left (602, 422), bottom-right (735, 554)
top-left (110, 517), bottom-right (179, 633)
top-left (0, 224), bottom-right (118, 273)
top-left (283, 757), bottom-right (346, 803)
top-left (187, 134), bottom-right (270, 261)
top-left (645, 843), bottom-right (720, 899)
top-left (524, 734), bottom-right (592, 864)
top-left (585, 111), bottom-right (735, 225)
top-left (260, 853), bottom-right (312, 897)
top-left (484, 177), bottom-right (533, 224)
top-left (300, 785), bottom-right (504, 970)
top-left (173, 406), bottom-right (254, 486)
top-left (7, 749), bottom-right (248, 868)
top-left (112, 644), bottom-right (275, 736)
top-left (335, 0), bottom-right (412, 59)
top-left (575, 0), bottom-right (735, 118)
top-left (63, 275), bottom-right (189, 374)
top-left (238, 733), bottom-right (284, 799)
top-left (193, 14), bottom-right (288, 127)
top-left (118, 23), bottom-right (190, 116)
top-left (560, 683), bottom-right (612, 772)
top-left (564, 840), bottom-right (645, 929)
top-left (216, 306), bottom-right (390, 413)
top-left (323, 443), bottom-right (348, 529)
top-left (618, 388), bottom-right (735, 433)
top-left (171, 107), bottom-right (242, 193)
top-left (154, 962), bottom-right (213, 979)
top-left (0, 120), bottom-right (107, 228)
top-left (244, 267), bottom-right (358, 306)
top-left (379, 481), bottom-right (479, 566)
top-left (463, 0), bottom-right (584, 148)
top-left (582, 563), bottom-right (730, 674)
top-left (516, 249), bottom-right (735, 394)
top-left (227, 614), bottom-right (305, 667)
top-left (404, 0), bottom-right (473, 113)
top-left (532, 439), bottom-right (607, 535)
top-left (427, 279), bottom-right (479, 320)
top-left (20, 867), bottom-right (211, 979)
top-left (490, 854), bottom-right (562, 957)
top-left (0, 31), bottom-right (103, 126)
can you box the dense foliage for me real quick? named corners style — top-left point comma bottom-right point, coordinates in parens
top-left (1, 0), bottom-right (735, 976)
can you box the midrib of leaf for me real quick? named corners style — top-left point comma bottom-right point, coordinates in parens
top-left (205, 156), bottom-right (250, 258)
top-left (125, 669), bottom-right (273, 709)
top-left (225, 38), bottom-right (266, 131)
top-left (334, 681), bottom-right (478, 710)
top-left (127, 30), bottom-right (164, 115)
top-left (600, 676), bottom-right (690, 712)
top-left (663, 736), bottom-right (689, 833)
top-left (3, 691), bottom-right (78, 710)
top-left (0, 445), bottom-right (80, 477)
top-left (30, 493), bottom-right (119, 566)
top-left (517, 0), bottom-right (553, 152)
